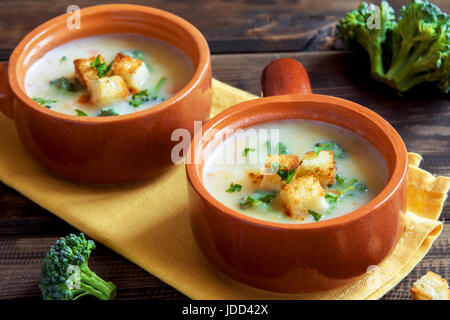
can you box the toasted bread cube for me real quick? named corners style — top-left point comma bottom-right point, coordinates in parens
top-left (74, 56), bottom-right (103, 87)
top-left (260, 154), bottom-right (301, 191)
top-left (296, 151), bottom-right (336, 188)
top-left (90, 75), bottom-right (129, 107)
top-left (279, 175), bottom-right (328, 220)
top-left (259, 173), bottom-right (283, 192)
top-left (265, 154), bottom-right (300, 171)
top-left (410, 271), bottom-right (449, 300)
top-left (109, 53), bottom-right (150, 91)
top-left (247, 171), bottom-right (282, 192)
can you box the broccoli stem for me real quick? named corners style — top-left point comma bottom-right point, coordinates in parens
top-left (369, 45), bottom-right (386, 80)
top-left (75, 265), bottom-right (116, 300)
top-left (385, 41), bottom-right (413, 80)
top-left (384, 39), bottom-right (441, 92)
top-left (396, 71), bottom-right (440, 92)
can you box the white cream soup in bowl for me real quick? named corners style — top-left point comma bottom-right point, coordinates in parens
top-left (203, 119), bottom-right (388, 224)
top-left (25, 34), bottom-right (194, 117)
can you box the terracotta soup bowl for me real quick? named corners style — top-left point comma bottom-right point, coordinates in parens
top-left (186, 58), bottom-right (408, 293)
top-left (0, 4), bottom-right (211, 183)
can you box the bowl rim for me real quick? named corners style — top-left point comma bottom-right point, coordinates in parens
top-left (7, 4), bottom-right (210, 123)
top-left (186, 93), bottom-right (408, 230)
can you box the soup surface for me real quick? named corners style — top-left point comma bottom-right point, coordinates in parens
top-left (203, 119), bottom-right (388, 224)
top-left (25, 34), bottom-right (194, 116)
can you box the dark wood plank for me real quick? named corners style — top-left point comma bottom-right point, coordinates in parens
top-left (0, 183), bottom-right (73, 236)
top-left (0, 0), bottom-right (448, 59)
top-left (0, 50), bottom-right (448, 299)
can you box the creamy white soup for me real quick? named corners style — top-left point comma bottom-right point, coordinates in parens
top-left (25, 34), bottom-right (194, 117)
top-left (203, 119), bottom-right (388, 224)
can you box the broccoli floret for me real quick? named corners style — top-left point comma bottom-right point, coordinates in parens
top-left (39, 233), bottom-right (116, 300)
top-left (338, 0), bottom-right (450, 94)
top-left (385, 0), bottom-right (449, 93)
top-left (337, 1), bottom-right (396, 80)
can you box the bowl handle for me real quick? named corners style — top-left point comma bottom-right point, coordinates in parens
top-left (0, 62), bottom-right (14, 119)
top-left (261, 58), bottom-right (312, 97)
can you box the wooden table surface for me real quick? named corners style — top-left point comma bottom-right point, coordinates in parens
top-left (0, 0), bottom-right (449, 300)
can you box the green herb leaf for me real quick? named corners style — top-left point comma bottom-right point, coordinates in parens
top-left (283, 169), bottom-right (296, 184)
top-left (325, 174), bottom-right (368, 212)
top-left (270, 162), bottom-right (296, 184)
top-left (242, 147), bottom-right (256, 157)
top-left (90, 55), bottom-right (113, 78)
top-left (129, 90), bottom-right (149, 108)
top-left (60, 56), bottom-right (67, 63)
top-left (266, 141), bottom-right (289, 155)
top-left (74, 109), bottom-right (88, 117)
top-left (324, 192), bottom-right (339, 203)
top-left (32, 97), bottom-right (56, 109)
top-left (277, 142), bottom-right (289, 155)
top-left (256, 191), bottom-right (278, 203)
top-left (149, 77), bottom-right (167, 100)
top-left (129, 77), bottom-right (167, 107)
top-left (239, 190), bottom-right (277, 209)
top-left (226, 182), bottom-right (242, 193)
top-left (98, 108), bottom-right (119, 117)
top-left (308, 210), bottom-right (322, 221)
top-left (314, 141), bottom-right (346, 158)
top-left (49, 77), bottom-right (81, 92)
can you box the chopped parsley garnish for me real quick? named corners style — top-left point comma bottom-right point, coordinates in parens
top-left (90, 55), bottom-right (113, 78)
top-left (266, 141), bottom-right (289, 155)
top-left (129, 90), bottom-right (149, 108)
top-left (226, 182), bottom-right (242, 193)
top-left (129, 77), bottom-right (167, 107)
top-left (239, 190), bottom-right (277, 210)
top-left (98, 108), bottom-right (119, 117)
top-left (32, 97), bottom-right (56, 109)
top-left (269, 162), bottom-right (296, 184)
top-left (308, 210), bottom-right (322, 221)
top-left (121, 50), bottom-right (152, 71)
top-left (242, 147), bottom-right (256, 157)
top-left (325, 174), bottom-right (368, 212)
top-left (60, 56), bottom-right (67, 63)
top-left (49, 77), bottom-right (81, 92)
top-left (314, 142), bottom-right (345, 158)
top-left (74, 109), bottom-right (88, 117)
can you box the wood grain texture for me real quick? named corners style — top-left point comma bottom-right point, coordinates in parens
top-left (0, 0), bottom-right (449, 300)
top-left (0, 0), bottom-right (448, 59)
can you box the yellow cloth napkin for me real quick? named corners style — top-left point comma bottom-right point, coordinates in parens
top-left (0, 79), bottom-right (448, 300)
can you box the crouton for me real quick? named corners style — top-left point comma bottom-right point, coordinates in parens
top-left (410, 271), bottom-right (449, 300)
top-left (259, 173), bottom-right (283, 192)
top-left (73, 56), bottom-right (103, 87)
top-left (248, 172), bottom-right (264, 185)
top-left (296, 150), bottom-right (336, 188)
top-left (247, 171), bottom-right (282, 191)
top-left (265, 154), bottom-right (300, 172)
top-left (279, 175), bottom-right (328, 220)
top-left (109, 53), bottom-right (150, 91)
top-left (259, 154), bottom-right (301, 191)
top-left (89, 75), bottom-right (129, 107)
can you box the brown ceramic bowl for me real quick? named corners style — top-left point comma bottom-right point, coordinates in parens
top-left (186, 58), bottom-right (408, 293)
top-left (0, 4), bottom-right (211, 183)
